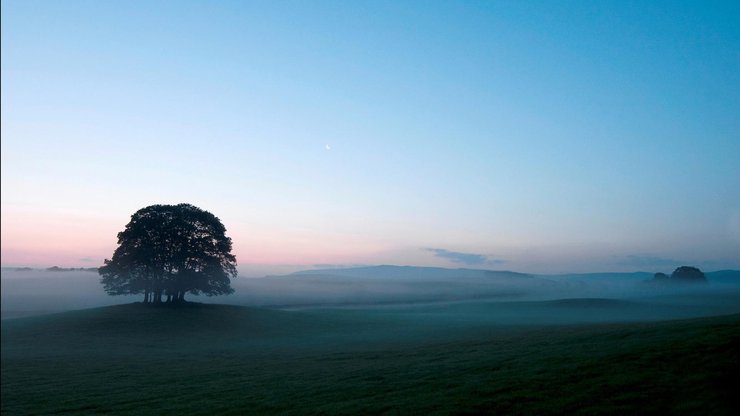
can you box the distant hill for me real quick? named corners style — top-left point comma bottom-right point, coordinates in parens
top-left (244, 265), bottom-right (561, 308)
top-left (289, 266), bottom-right (740, 284)
top-left (290, 265), bottom-right (534, 281)
top-left (542, 272), bottom-right (654, 282)
top-left (706, 270), bottom-right (740, 284)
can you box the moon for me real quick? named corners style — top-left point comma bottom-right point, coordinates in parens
top-left (325, 144), bottom-right (331, 151)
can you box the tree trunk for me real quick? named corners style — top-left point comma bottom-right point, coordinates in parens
top-left (178, 291), bottom-right (185, 302)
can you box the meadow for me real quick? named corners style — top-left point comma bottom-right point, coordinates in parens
top-left (3, 292), bottom-right (740, 415)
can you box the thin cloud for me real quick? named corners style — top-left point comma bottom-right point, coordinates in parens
top-left (425, 248), bottom-right (506, 266)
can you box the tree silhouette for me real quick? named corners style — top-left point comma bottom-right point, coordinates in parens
top-left (653, 272), bottom-right (669, 281)
top-left (670, 266), bottom-right (707, 283)
top-left (99, 204), bottom-right (237, 303)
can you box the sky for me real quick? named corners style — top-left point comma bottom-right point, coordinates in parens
top-left (2, 0), bottom-right (739, 275)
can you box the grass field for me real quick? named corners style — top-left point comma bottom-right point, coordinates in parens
top-left (2, 301), bottom-right (740, 415)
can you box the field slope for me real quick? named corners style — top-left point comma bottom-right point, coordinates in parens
top-left (2, 303), bottom-right (740, 415)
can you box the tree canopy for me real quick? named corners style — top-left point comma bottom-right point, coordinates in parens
top-left (99, 203), bottom-right (237, 303)
top-left (671, 266), bottom-right (707, 283)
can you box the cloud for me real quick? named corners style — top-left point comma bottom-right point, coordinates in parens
top-left (79, 257), bottom-right (95, 263)
top-left (425, 248), bottom-right (506, 266)
top-left (617, 255), bottom-right (682, 267)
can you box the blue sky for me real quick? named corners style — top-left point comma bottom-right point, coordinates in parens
top-left (2, 0), bottom-right (739, 274)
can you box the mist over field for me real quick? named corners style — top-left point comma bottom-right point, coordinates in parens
top-left (4, 266), bottom-right (739, 323)
top-left (4, 265), bottom-right (740, 415)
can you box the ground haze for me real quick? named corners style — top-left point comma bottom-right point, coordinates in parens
top-left (2, 266), bottom-right (740, 414)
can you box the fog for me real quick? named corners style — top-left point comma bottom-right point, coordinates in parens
top-left (1, 270), bottom-right (139, 319)
top-left (3, 266), bottom-right (739, 323)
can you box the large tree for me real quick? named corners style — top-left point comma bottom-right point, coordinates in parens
top-left (99, 203), bottom-right (237, 303)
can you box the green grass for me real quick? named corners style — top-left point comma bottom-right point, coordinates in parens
top-left (2, 303), bottom-right (739, 415)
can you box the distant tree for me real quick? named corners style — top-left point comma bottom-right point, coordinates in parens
top-left (653, 272), bottom-right (669, 281)
top-left (99, 204), bottom-right (237, 304)
top-left (670, 266), bottom-right (707, 283)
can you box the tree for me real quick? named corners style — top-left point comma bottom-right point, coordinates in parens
top-left (99, 203), bottom-right (237, 303)
top-left (653, 272), bottom-right (669, 281)
top-left (670, 266), bottom-right (707, 283)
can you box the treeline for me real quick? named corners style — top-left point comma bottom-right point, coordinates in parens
top-left (47, 266), bottom-right (100, 272)
top-left (4, 266), bottom-right (100, 272)
top-left (650, 266), bottom-right (707, 284)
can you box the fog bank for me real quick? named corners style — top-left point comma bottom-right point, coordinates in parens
top-left (3, 266), bottom-right (739, 321)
